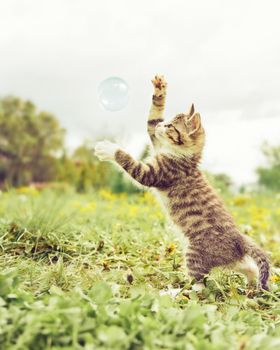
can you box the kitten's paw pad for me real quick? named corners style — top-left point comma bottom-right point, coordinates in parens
top-left (152, 75), bottom-right (167, 96)
top-left (94, 140), bottom-right (120, 161)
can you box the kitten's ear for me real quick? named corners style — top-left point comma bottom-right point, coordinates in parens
top-left (187, 103), bottom-right (195, 116)
top-left (185, 113), bottom-right (201, 136)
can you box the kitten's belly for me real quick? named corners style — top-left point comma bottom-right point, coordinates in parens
top-left (152, 189), bottom-right (188, 247)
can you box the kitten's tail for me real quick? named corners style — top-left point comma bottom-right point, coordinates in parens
top-left (246, 242), bottom-right (270, 290)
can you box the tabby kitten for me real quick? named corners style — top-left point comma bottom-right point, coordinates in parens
top-left (95, 75), bottom-right (270, 290)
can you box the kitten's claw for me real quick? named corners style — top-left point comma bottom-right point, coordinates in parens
top-left (152, 75), bottom-right (167, 96)
top-left (94, 140), bottom-right (120, 161)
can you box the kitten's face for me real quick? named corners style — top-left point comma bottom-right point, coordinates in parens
top-left (155, 104), bottom-right (205, 156)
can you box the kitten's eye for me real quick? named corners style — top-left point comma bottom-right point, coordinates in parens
top-left (166, 124), bottom-right (173, 128)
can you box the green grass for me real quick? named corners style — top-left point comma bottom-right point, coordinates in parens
top-left (0, 188), bottom-right (280, 349)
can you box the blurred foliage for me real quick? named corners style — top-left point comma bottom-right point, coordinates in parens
top-left (204, 171), bottom-right (232, 193)
top-left (0, 96), bottom-right (65, 186)
top-left (65, 142), bottom-right (139, 193)
top-left (0, 97), bottom-right (138, 193)
top-left (257, 142), bottom-right (280, 191)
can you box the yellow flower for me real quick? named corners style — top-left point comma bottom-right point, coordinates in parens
top-left (271, 275), bottom-right (280, 283)
top-left (139, 191), bottom-right (157, 205)
top-left (166, 243), bottom-right (176, 254)
top-left (80, 201), bottom-right (96, 213)
top-left (232, 195), bottom-right (251, 206)
top-left (128, 206), bottom-right (139, 217)
top-left (99, 189), bottom-right (118, 201)
top-left (16, 186), bottom-right (38, 196)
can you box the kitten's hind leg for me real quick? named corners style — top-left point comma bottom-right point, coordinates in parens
top-left (233, 255), bottom-right (259, 287)
top-left (148, 75), bottom-right (167, 145)
top-left (186, 251), bottom-right (210, 288)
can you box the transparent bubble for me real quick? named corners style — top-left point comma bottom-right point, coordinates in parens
top-left (98, 77), bottom-right (129, 111)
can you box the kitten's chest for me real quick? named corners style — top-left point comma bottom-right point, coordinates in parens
top-left (152, 188), bottom-right (170, 215)
top-left (152, 184), bottom-right (193, 213)
top-left (152, 187), bottom-right (184, 227)
top-left (152, 188), bottom-right (189, 247)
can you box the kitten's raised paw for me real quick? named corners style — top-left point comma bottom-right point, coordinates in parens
top-left (152, 75), bottom-right (167, 96)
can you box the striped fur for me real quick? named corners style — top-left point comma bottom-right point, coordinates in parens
top-left (114, 75), bottom-right (270, 290)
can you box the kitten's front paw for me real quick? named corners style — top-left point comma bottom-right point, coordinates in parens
top-left (94, 140), bottom-right (120, 161)
top-left (152, 74), bottom-right (167, 96)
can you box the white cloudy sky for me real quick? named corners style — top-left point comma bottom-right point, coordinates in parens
top-left (0, 0), bottom-right (280, 184)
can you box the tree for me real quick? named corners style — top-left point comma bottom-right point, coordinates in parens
top-left (71, 142), bottom-right (108, 192)
top-left (0, 96), bottom-right (65, 187)
top-left (257, 142), bottom-right (280, 191)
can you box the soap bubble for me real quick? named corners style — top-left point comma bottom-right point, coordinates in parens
top-left (98, 77), bottom-right (129, 111)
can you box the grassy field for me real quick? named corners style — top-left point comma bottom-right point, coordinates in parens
top-left (0, 187), bottom-right (280, 349)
